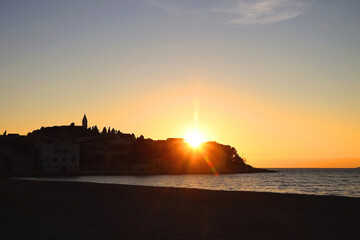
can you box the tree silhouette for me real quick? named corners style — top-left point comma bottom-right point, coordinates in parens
top-left (102, 127), bottom-right (107, 134)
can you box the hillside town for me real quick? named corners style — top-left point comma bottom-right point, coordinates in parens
top-left (0, 115), bottom-right (258, 176)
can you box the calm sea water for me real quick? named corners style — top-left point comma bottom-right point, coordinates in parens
top-left (24, 168), bottom-right (360, 198)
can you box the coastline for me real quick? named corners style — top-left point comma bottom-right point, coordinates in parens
top-left (0, 167), bottom-right (275, 178)
top-left (1, 178), bottom-right (359, 240)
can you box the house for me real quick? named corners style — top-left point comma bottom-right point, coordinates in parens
top-left (37, 139), bottom-right (79, 173)
top-left (0, 135), bottom-right (34, 174)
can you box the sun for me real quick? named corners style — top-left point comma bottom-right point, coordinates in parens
top-left (185, 130), bottom-right (205, 148)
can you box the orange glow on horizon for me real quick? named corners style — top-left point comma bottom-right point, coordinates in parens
top-left (1, 82), bottom-right (359, 168)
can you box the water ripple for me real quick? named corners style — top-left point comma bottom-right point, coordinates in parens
top-left (23, 168), bottom-right (360, 198)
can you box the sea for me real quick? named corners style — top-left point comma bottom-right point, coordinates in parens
top-left (24, 168), bottom-right (360, 198)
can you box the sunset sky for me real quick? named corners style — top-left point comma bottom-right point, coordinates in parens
top-left (0, 0), bottom-right (359, 168)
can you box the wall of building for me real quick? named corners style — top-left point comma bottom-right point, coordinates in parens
top-left (38, 139), bottom-right (79, 173)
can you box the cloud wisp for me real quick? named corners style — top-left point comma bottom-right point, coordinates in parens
top-left (149, 0), bottom-right (308, 26)
top-left (225, 0), bottom-right (308, 25)
top-left (148, 0), bottom-right (182, 15)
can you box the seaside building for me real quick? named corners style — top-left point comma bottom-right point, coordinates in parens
top-left (37, 139), bottom-right (79, 173)
top-left (0, 134), bottom-right (34, 174)
top-left (1, 114), bottom-right (141, 175)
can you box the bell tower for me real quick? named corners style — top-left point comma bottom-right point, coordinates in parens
top-left (82, 114), bottom-right (88, 129)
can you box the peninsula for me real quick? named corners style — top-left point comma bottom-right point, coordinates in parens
top-left (0, 115), bottom-right (270, 177)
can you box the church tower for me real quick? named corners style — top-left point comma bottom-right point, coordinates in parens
top-left (82, 114), bottom-right (88, 129)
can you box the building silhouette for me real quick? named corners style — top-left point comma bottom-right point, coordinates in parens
top-left (0, 114), bottom-right (252, 176)
top-left (37, 139), bottom-right (79, 173)
top-left (82, 114), bottom-right (88, 129)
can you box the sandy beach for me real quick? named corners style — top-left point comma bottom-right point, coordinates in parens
top-left (0, 178), bottom-right (359, 240)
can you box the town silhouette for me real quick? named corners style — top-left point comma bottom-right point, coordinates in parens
top-left (0, 115), bottom-right (267, 176)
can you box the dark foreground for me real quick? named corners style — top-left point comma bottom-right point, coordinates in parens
top-left (0, 179), bottom-right (359, 240)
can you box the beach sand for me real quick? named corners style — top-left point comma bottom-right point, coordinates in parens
top-left (0, 179), bottom-right (359, 240)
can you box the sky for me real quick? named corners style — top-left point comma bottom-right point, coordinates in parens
top-left (0, 0), bottom-right (359, 168)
